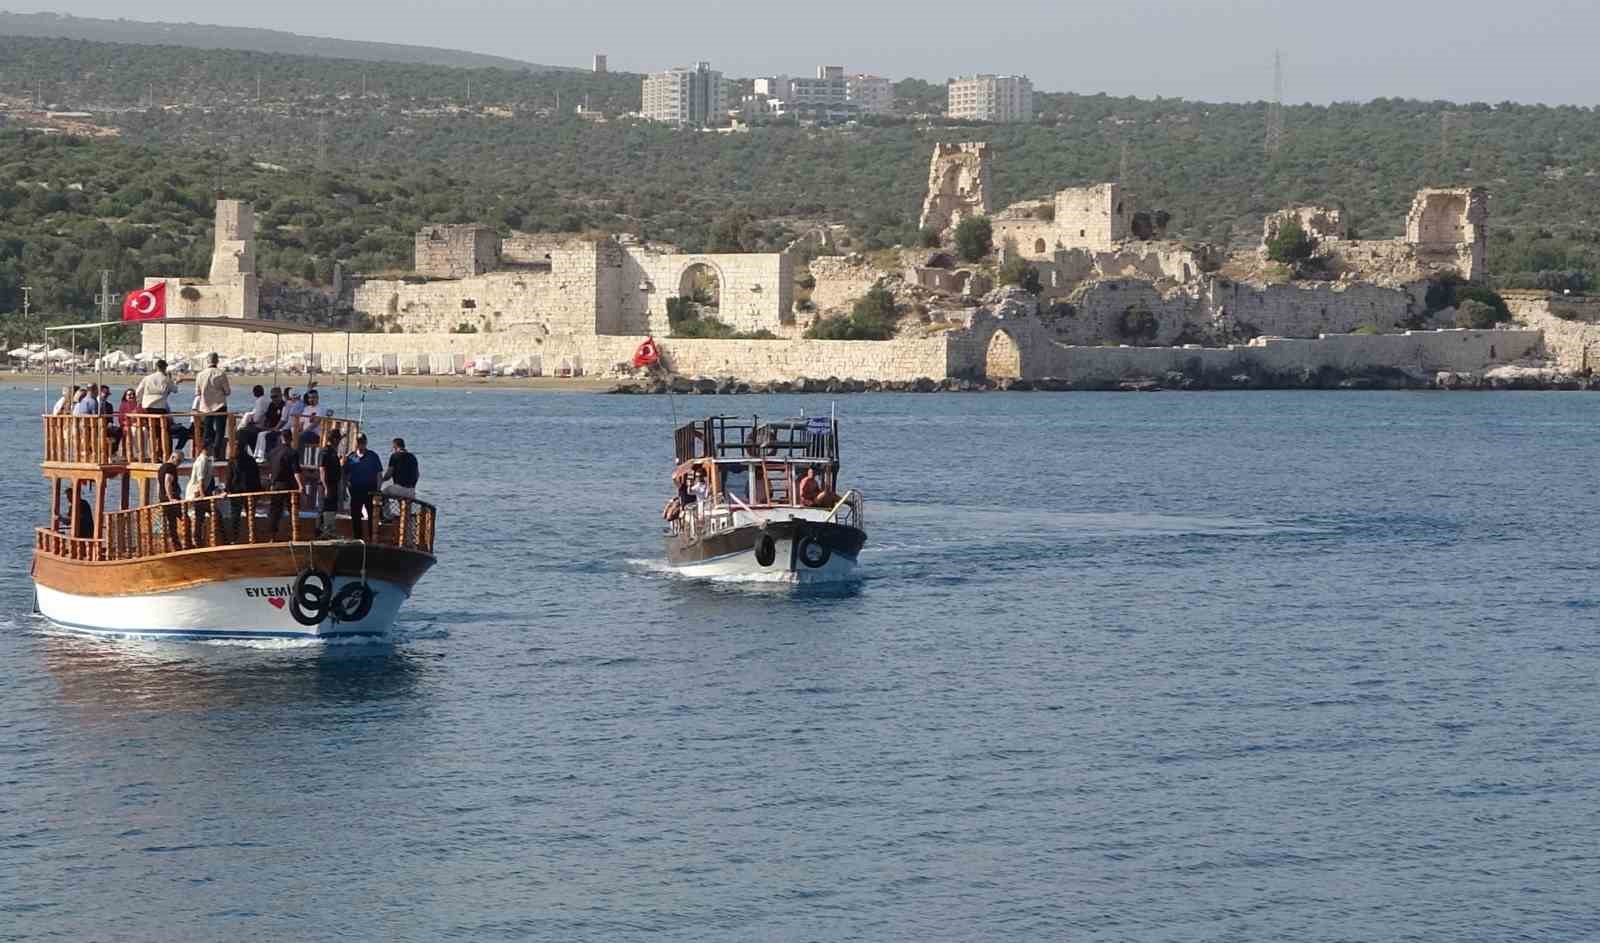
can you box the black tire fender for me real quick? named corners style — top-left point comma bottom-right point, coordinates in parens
top-left (290, 569), bottom-right (333, 626)
top-left (330, 582), bottom-right (376, 623)
top-left (797, 534), bottom-right (831, 569)
top-left (754, 534), bottom-right (777, 567)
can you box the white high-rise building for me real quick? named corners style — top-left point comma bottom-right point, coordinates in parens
top-left (847, 74), bottom-right (894, 115)
top-left (946, 74), bottom-right (1034, 123)
top-left (641, 61), bottom-right (727, 127)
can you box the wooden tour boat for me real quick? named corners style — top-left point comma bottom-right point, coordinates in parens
top-left (30, 318), bottom-right (437, 641)
top-left (665, 415), bottom-right (866, 584)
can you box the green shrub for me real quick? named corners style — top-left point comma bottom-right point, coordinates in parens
top-left (666, 295), bottom-right (695, 326)
top-left (920, 227), bottom-right (942, 248)
top-left (1455, 299), bottom-right (1501, 329)
top-left (805, 283), bottom-right (898, 340)
top-left (998, 253), bottom-right (1041, 294)
top-left (1266, 218), bottom-right (1317, 264)
top-left (953, 216), bottom-right (993, 262)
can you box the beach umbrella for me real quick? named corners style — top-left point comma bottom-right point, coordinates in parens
top-left (46, 348), bottom-right (74, 361)
top-left (8, 347), bottom-right (32, 358)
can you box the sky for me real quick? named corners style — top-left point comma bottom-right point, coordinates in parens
top-left (16, 0), bottom-right (1600, 106)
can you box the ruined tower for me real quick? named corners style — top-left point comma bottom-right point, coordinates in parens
top-left (919, 142), bottom-right (993, 236)
top-left (1405, 187), bottom-right (1488, 281)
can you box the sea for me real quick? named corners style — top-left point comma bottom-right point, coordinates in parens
top-left (2, 384), bottom-right (1597, 942)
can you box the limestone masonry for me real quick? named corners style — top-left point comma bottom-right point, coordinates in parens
top-left (135, 147), bottom-right (1579, 390)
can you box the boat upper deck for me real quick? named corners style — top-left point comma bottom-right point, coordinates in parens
top-left (674, 415), bottom-right (841, 467)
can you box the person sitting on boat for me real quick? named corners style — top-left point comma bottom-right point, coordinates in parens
top-left (689, 468), bottom-right (710, 504)
top-left (381, 438), bottom-right (420, 501)
top-left (296, 389), bottom-right (324, 448)
top-left (71, 386), bottom-right (98, 416)
top-left (52, 385), bottom-right (78, 415)
top-left (797, 465), bottom-right (826, 507)
top-left (98, 384), bottom-right (122, 456)
top-left (662, 463), bottom-right (694, 522)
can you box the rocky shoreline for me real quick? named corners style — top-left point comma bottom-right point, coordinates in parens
top-left (608, 364), bottom-right (1600, 395)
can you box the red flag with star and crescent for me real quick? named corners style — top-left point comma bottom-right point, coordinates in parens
top-left (121, 282), bottom-right (166, 321)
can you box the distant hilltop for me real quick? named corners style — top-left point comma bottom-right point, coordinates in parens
top-left (0, 11), bottom-right (576, 72)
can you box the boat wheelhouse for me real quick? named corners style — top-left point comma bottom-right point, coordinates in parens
top-left (30, 318), bottom-right (437, 640)
top-left (664, 415), bottom-right (866, 583)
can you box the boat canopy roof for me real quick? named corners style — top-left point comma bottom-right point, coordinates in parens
top-left (47, 317), bottom-right (324, 336)
top-left (674, 415), bottom-right (840, 465)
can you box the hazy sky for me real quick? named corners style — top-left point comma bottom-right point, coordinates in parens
top-left (19, 0), bottom-right (1600, 105)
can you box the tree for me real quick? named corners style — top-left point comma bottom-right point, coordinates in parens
top-left (805, 283), bottom-right (898, 340)
top-left (953, 216), bottom-right (993, 262)
top-left (1265, 218), bottom-right (1317, 264)
top-left (998, 253), bottom-right (1041, 294)
top-left (1455, 299), bottom-right (1500, 329)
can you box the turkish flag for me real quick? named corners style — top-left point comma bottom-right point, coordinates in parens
top-left (631, 336), bottom-right (660, 368)
top-left (121, 282), bottom-right (166, 321)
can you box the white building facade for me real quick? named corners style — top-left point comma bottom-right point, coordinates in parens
top-left (847, 74), bottom-right (894, 115)
top-left (641, 61), bottom-right (728, 127)
top-left (946, 74), bottom-right (1035, 123)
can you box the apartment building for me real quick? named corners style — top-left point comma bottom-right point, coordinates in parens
top-left (946, 74), bottom-right (1035, 123)
top-left (847, 74), bottom-right (894, 115)
top-left (641, 61), bottom-right (728, 127)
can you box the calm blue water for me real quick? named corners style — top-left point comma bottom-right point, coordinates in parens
top-left (2, 385), bottom-right (1598, 941)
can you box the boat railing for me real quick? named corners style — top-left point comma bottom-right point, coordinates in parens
top-left (35, 529), bottom-right (107, 561)
top-left (42, 412), bottom-right (362, 467)
top-left (84, 491), bottom-right (438, 562)
top-left (825, 490), bottom-right (865, 529)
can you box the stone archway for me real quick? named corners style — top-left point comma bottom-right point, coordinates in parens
top-left (678, 261), bottom-right (723, 315)
top-left (985, 329), bottom-right (1023, 380)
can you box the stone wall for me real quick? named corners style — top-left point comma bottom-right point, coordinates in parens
top-left (138, 277), bottom-right (257, 354)
top-left (1507, 291), bottom-right (1600, 372)
top-left (635, 250), bottom-right (793, 334)
top-left (354, 242), bottom-right (607, 336)
top-left (808, 256), bottom-right (882, 313)
top-left (951, 319), bottom-right (1542, 384)
top-left (414, 225), bottom-right (499, 278)
top-left (1406, 187), bottom-right (1486, 280)
top-left (209, 199), bottom-right (255, 282)
top-left (1204, 278), bottom-right (1423, 339)
top-left (992, 217), bottom-right (1059, 258)
top-left (1262, 205), bottom-right (1345, 247)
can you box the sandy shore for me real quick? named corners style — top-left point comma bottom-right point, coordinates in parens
top-left (2, 371), bottom-right (617, 393)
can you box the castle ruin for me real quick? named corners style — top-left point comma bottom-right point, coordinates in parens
top-left (918, 142), bottom-right (992, 236)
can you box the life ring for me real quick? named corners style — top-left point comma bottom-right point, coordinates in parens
top-left (290, 569), bottom-right (333, 626)
top-left (754, 534), bottom-right (777, 567)
top-left (797, 534), bottom-right (831, 569)
top-left (330, 581), bottom-right (375, 623)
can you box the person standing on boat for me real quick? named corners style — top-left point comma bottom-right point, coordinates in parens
top-left (194, 353), bottom-right (231, 457)
top-left (317, 428), bottom-right (345, 537)
top-left (157, 450), bottom-right (186, 551)
top-left (381, 438), bottom-right (419, 501)
top-left (264, 438), bottom-right (305, 540)
top-left (186, 443), bottom-right (216, 547)
top-left (227, 423), bottom-right (262, 538)
top-left (136, 359), bottom-right (188, 454)
top-left (344, 434), bottom-right (383, 542)
top-left (52, 385), bottom-right (78, 415)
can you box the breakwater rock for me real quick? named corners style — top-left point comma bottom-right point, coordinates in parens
top-left (606, 366), bottom-right (1600, 395)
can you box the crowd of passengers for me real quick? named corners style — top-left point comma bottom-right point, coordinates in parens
top-left (53, 354), bottom-right (421, 549)
top-left (662, 462), bottom-right (838, 523)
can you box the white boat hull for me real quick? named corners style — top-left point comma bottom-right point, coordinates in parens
top-left (35, 575), bottom-right (410, 641)
top-left (668, 535), bottom-right (861, 584)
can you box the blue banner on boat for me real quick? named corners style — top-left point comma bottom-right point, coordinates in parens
top-left (806, 417), bottom-right (832, 435)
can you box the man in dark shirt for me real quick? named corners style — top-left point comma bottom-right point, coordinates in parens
top-left (265, 439), bottom-right (304, 540)
top-left (318, 429), bottom-right (345, 537)
top-left (157, 451), bottom-right (185, 550)
top-left (381, 437), bottom-right (420, 501)
top-left (228, 424), bottom-right (262, 539)
top-left (344, 434), bottom-right (383, 541)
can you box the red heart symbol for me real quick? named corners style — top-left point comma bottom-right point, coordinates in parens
top-left (268, 597), bottom-right (286, 609)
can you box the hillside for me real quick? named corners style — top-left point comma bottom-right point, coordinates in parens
top-left (0, 11), bottom-right (572, 72)
top-left (3, 35), bottom-right (1600, 328)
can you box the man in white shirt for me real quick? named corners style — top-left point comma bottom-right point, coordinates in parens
top-left (194, 353), bottom-right (231, 455)
top-left (185, 443), bottom-right (216, 546)
top-left (135, 359), bottom-right (187, 452)
top-left (52, 385), bottom-right (78, 415)
top-left (135, 359), bottom-right (180, 413)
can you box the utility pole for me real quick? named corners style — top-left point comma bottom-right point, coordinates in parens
top-left (316, 117), bottom-right (329, 169)
top-left (1265, 50), bottom-right (1284, 157)
top-left (1119, 140), bottom-right (1130, 184)
top-left (20, 285), bottom-right (32, 345)
top-left (257, 70), bottom-right (262, 103)
top-left (93, 271), bottom-right (115, 364)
